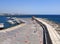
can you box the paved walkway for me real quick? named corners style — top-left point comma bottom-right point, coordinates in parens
top-left (0, 18), bottom-right (43, 44)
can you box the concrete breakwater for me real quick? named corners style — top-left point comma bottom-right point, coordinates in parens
top-left (0, 17), bottom-right (60, 44)
top-left (32, 17), bottom-right (60, 44)
top-left (38, 18), bottom-right (60, 35)
top-left (38, 18), bottom-right (59, 28)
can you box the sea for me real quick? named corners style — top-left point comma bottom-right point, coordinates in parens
top-left (0, 15), bottom-right (60, 29)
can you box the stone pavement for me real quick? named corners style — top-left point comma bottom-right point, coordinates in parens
top-left (0, 18), bottom-right (43, 44)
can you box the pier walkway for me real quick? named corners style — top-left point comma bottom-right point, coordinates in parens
top-left (0, 18), bottom-right (43, 44)
top-left (0, 18), bottom-right (60, 44)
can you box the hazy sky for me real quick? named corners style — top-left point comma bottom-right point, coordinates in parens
top-left (0, 0), bottom-right (60, 14)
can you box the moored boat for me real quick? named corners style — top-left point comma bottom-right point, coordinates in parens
top-left (0, 23), bottom-right (4, 30)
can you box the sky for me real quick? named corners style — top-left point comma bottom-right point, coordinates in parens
top-left (0, 0), bottom-right (60, 14)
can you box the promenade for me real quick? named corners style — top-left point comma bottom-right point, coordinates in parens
top-left (0, 18), bottom-right (43, 44)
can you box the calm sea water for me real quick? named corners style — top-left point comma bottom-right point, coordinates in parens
top-left (0, 15), bottom-right (60, 28)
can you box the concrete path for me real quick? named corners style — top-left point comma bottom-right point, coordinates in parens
top-left (0, 18), bottom-right (43, 44)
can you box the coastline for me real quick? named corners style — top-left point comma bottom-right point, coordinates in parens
top-left (0, 23), bottom-right (25, 33)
